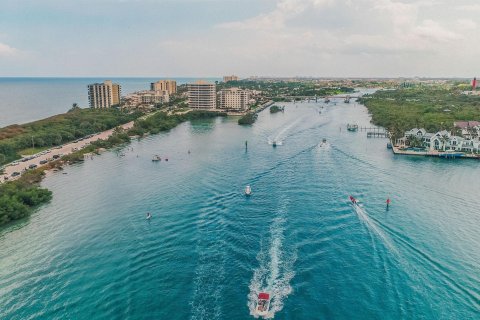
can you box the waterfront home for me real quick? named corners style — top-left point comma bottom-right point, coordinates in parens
top-left (396, 128), bottom-right (480, 153)
top-left (454, 121), bottom-right (480, 139)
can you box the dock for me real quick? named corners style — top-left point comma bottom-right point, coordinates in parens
top-left (359, 126), bottom-right (388, 138)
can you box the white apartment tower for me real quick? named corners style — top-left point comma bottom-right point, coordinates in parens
top-left (187, 81), bottom-right (216, 109)
top-left (219, 88), bottom-right (251, 111)
top-left (87, 80), bottom-right (121, 108)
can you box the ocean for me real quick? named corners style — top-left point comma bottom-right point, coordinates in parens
top-left (0, 77), bottom-right (221, 127)
top-left (0, 97), bottom-right (479, 319)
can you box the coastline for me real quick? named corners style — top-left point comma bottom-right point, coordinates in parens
top-left (1, 121), bottom-right (135, 182)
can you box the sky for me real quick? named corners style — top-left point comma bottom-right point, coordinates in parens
top-left (0, 0), bottom-right (478, 78)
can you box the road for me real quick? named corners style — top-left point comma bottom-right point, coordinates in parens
top-left (1, 121), bottom-right (134, 183)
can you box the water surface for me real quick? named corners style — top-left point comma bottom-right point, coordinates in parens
top-left (1, 99), bottom-right (479, 319)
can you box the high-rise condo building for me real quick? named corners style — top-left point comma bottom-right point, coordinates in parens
top-left (223, 75), bottom-right (239, 82)
top-left (219, 88), bottom-right (251, 111)
top-left (87, 80), bottom-right (121, 108)
top-left (187, 81), bottom-right (216, 109)
top-left (150, 80), bottom-right (177, 95)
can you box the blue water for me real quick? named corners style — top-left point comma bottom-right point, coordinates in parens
top-left (0, 77), bottom-right (221, 127)
top-left (1, 99), bottom-right (480, 319)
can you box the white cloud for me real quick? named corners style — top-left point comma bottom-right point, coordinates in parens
top-left (456, 19), bottom-right (477, 30)
top-left (0, 42), bottom-right (17, 56)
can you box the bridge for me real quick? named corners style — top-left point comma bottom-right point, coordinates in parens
top-left (276, 95), bottom-right (362, 103)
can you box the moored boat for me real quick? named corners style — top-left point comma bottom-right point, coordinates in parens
top-left (272, 141), bottom-right (277, 147)
top-left (255, 292), bottom-right (270, 317)
top-left (245, 185), bottom-right (252, 196)
top-left (347, 124), bottom-right (359, 132)
top-left (152, 155), bottom-right (161, 161)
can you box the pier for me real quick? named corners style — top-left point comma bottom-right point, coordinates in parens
top-left (359, 126), bottom-right (388, 138)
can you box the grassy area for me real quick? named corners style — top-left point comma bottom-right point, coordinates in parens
top-left (360, 87), bottom-right (480, 138)
top-left (18, 146), bottom-right (50, 156)
top-left (0, 108), bottom-right (143, 165)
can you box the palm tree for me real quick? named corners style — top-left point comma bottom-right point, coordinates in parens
top-left (440, 134), bottom-right (449, 151)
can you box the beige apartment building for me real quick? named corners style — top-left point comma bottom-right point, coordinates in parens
top-left (150, 80), bottom-right (177, 95)
top-left (87, 80), bottom-right (121, 108)
top-left (223, 75), bottom-right (239, 82)
top-left (124, 90), bottom-right (169, 108)
top-left (187, 81), bottom-right (216, 109)
top-left (219, 88), bottom-right (251, 111)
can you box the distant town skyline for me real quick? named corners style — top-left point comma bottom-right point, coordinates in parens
top-left (0, 0), bottom-right (479, 78)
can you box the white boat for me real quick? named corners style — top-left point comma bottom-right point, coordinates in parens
top-left (245, 185), bottom-right (252, 196)
top-left (152, 155), bottom-right (161, 161)
top-left (255, 292), bottom-right (271, 317)
top-left (272, 140), bottom-right (277, 147)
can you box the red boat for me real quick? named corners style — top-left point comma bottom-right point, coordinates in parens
top-left (349, 196), bottom-right (357, 205)
top-left (255, 292), bottom-right (271, 317)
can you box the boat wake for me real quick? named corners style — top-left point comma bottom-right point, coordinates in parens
top-left (248, 216), bottom-right (296, 319)
top-left (351, 200), bottom-right (397, 254)
top-left (267, 117), bottom-right (305, 147)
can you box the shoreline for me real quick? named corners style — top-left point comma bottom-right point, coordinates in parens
top-left (1, 121), bottom-right (135, 182)
top-left (391, 145), bottom-right (480, 159)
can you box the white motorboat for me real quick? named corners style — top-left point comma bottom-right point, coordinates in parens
top-left (152, 155), bottom-right (161, 161)
top-left (245, 185), bottom-right (252, 196)
top-left (255, 292), bottom-right (271, 317)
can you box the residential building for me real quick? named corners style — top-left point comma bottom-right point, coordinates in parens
top-left (124, 90), bottom-right (169, 108)
top-left (88, 80), bottom-right (121, 108)
top-left (223, 75), bottom-right (239, 82)
top-left (150, 80), bottom-right (177, 95)
top-left (187, 81), bottom-right (216, 109)
top-left (397, 127), bottom-right (480, 153)
top-left (219, 88), bottom-right (251, 111)
top-left (454, 121), bottom-right (480, 139)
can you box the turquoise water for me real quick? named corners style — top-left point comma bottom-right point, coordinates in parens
top-left (1, 100), bottom-right (480, 319)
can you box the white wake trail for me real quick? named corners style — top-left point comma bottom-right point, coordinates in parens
top-left (248, 216), bottom-right (296, 319)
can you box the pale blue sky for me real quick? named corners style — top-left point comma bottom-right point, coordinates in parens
top-left (0, 0), bottom-right (478, 77)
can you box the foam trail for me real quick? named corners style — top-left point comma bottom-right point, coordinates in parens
top-left (248, 216), bottom-right (296, 319)
top-left (268, 116), bottom-right (305, 145)
top-left (352, 202), bottom-right (398, 255)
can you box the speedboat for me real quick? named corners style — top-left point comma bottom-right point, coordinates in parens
top-left (272, 141), bottom-right (277, 147)
top-left (255, 292), bottom-right (270, 317)
top-left (245, 185), bottom-right (252, 196)
top-left (349, 195), bottom-right (358, 205)
top-left (152, 155), bottom-right (161, 161)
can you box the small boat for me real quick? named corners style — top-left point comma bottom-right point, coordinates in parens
top-left (146, 212), bottom-right (151, 220)
top-left (165, 158), bottom-right (169, 162)
top-left (349, 195), bottom-right (358, 205)
top-left (152, 155), bottom-right (161, 161)
top-left (272, 141), bottom-right (277, 147)
top-left (386, 142), bottom-right (392, 149)
top-left (255, 292), bottom-right (271, 317)
top-left (347, 124), bottom-right (359, 132)
top-left (322, 138), bottom-right (327, 143)
top-left (245, 185), bottom-right (252, 196)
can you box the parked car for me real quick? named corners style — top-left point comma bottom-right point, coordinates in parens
top-left (11, 171), bottom-right (20, 177)
top-left (29, 164), bottom-right (37, 169)
top-left (40, 160), bottom-right (48, 165)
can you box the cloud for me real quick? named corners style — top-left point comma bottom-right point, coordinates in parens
top-left (0, 42), bottom-right (17, 56)
top-left (218, 0), bottom-right (333, 30)
top-left (456, 19), bottom-right (477, 31)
